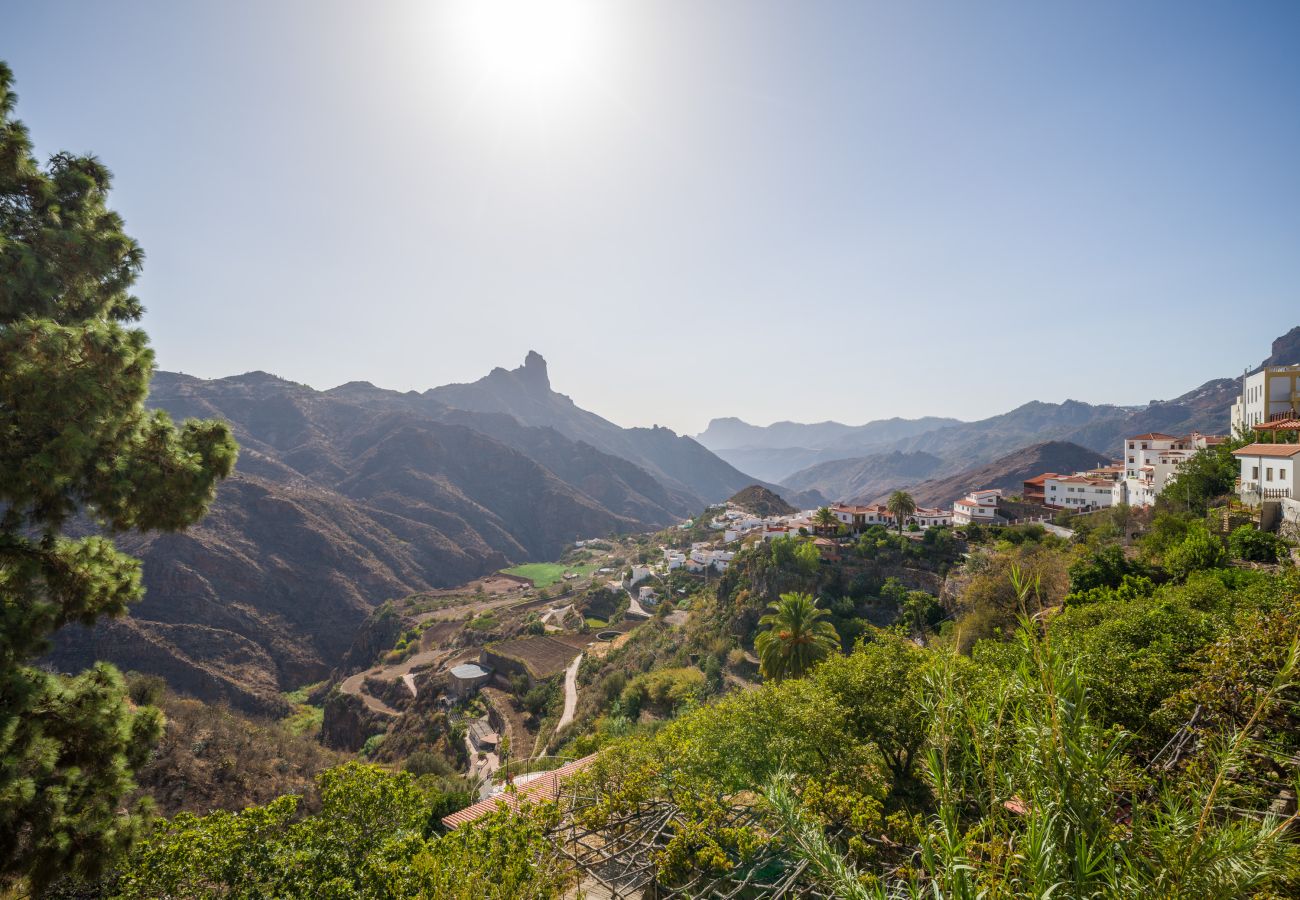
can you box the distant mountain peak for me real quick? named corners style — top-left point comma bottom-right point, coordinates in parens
top-left (517, 350), bottom-right (550, 391)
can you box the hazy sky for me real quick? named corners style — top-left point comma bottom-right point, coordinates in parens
top-left (5, 1), bottom-right (1298, 434)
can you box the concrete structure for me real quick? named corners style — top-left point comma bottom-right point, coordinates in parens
top-left (1045, 475), bottom-right (1115, 511)
top-left (1231, 365), bottom-right (1300, 433)
top-left (467, 717), bottom-right (499, 751)
top-left (448, 662), bottom-right (492, 700)
top-left (953, 489), bottom-right (1002, 525)
top-left (1232, 443), bottom-right (1300, 504)
top-left (637, 585), bottom-right (659, 607)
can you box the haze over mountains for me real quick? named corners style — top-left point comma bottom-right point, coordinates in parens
top-left (698, 326), bottom-right (1300, 501)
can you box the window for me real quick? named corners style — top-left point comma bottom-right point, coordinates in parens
top-left (1266, 467), bottom-right (1274, 481)
top-left (1253, 466), bottom-right (1259, 480)
top-left (1281, 468), bottom-right (1288, 480)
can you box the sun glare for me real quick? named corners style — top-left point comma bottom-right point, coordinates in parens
top-left (437, 0), bottom-right (611, 115)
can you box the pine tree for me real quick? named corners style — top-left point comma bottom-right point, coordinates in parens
top-left (0, 61), bottom-right (238, 890)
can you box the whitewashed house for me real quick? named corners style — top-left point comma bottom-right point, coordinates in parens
top-left (1112, 433), bottom-right (1196, 509)
top-left (1045, 475), bottom-right (1114, 511)
top-left (1232, 443), bottom-right (1300, 504)
top-left (953, 489), bottom-right (1002, 525)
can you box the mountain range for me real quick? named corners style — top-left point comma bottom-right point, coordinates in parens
top-left (45, 329), bottom-right (1298, 710)
top-left (698, 326), bottom-right (1300, 501)
top-left (45, 355), bottom-right (816, 712)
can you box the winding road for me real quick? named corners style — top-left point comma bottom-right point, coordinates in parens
top-left (557, 652), bottom-right (582, 732)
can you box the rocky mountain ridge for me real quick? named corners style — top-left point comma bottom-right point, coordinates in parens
top-left (49, 361), bottom-right (795, 713)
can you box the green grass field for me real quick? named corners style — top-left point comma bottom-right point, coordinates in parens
top-left (501, 562), bottom-right (600, 588)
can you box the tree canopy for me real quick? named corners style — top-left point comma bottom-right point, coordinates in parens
top-left (753, 591), bottom-right (840, 681)
top-left (0, 61), bottom-right (237, 890)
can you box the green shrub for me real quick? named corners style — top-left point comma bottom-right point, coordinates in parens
top-left (1227, 525), bottom-right (1286, 563)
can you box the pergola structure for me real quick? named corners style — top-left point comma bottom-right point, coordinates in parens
top-left (553, 786), bottom-right (836, 899)
top-left (1258, 417), bottom-right (1300, 442)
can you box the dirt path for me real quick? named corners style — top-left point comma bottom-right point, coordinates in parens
top-left (557, 652), bottom-right (582, 732)
top-left (338, 646), bottom-right (446, 714)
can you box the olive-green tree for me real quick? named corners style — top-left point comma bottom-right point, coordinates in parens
top-left (754, 592), bottom-right (840, 681)
top-left (0, 61), bottom-right (237, 890)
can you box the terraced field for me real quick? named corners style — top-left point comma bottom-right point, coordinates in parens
top-left (500, 562), bottom-right (599, 588)
top-left (484, 635), bottom-right (585, 680)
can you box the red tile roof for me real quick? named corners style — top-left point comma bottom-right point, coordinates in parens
top-left (1127, 433), bottom-right (1176, 441)
top-left (1231, 443), bottom-right (1300, 459)
top-left (441, 754), bottom-right (596, 830)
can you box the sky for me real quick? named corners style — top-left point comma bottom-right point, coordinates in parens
top-left (4, 1), bottom-right (1299, 434)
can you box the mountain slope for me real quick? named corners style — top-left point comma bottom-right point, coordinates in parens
top-left (696, 415), bottom-right (961, 482)
top-left (47, 371), bottom-right (665, 713)
top-left (862, 441), bottom-right (1113, 508)
top-left (783, 451), bottom-right (946, 502)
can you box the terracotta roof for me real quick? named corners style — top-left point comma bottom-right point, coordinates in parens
top-left (441, 754), bottom-right (597, 830)
top-left (1023, 473), bottom-right (1056, 486)
top-left (1231, 443), bottom-right (1300, 459)
top-left (1127, 433), bottom-right (1176, 441)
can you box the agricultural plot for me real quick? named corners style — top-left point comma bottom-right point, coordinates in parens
top-left (485, 635), bottom-right (585, 680)
top-left (501, 562), bottom-right (599, 588)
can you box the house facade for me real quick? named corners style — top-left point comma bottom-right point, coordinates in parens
top-left (1113, 433), bottom-right (1195, 509)
top-left (1232, 443), bottom-right (1300, 504)
top-left (953, 489), bottom-right (1002, 525)
top-left (1230, 365), bottom-right (1300, 433)
top-left (1044, 475), bottom-right (1114, 510)
top-left (830, 502), bottom-right (952, 530)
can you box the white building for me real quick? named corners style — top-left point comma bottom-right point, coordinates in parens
top-left (830, 503), bottom-right (892, 530)
top-left (953, 489), bottom-right (1002, 525)
top-left (912, 507), bottom-right (954, 528)
top-left (1232, 443), bottom-right (1300, 504)
top-left (831, 502), bottom-right (952, 530)
top-left (1230, 365), bottom-right (1300, 434)
top-left (1044, 475), bottom-right (1114, 511)
top-left (638, 585), bottom-right (660, 607)
top-left (628, 565), bottom-right (653, 586)
top-left (1111, 433), bottom-right (1197, 509)
top-left (663, 549), bottom-right (686, 570)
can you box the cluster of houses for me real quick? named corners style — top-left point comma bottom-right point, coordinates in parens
top-left (951, 363), bottom-right (1300, 523)
top-left (946, 432), bottom-right (1227, 523)
top-left (829, 502), bottom-right (953, 530)
top-left (662, 542), bottom-right (738, 574)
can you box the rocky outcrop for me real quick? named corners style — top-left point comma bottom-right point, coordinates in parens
top-left (321, 689), bottom-right (389, 752)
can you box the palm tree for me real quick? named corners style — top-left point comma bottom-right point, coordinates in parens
top-left (887, 490), bottom-right (917, 534)
top-left (754, 592), bottom-right (841, 681)
top-left (813, 505), bottom-right (837, 535)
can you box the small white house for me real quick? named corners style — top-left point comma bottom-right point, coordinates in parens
top-left (628, 565), bottom-right (653, 586)
top-left (1045, 476), bottom-right (1114, 510)
top-left (638, 585), bottom-right (659, 607)
top-left (1232, 443), bottom-right (1300, 504)
top-left (953, 490), bottom-right (1002, 525)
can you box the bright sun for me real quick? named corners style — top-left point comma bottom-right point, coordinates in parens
top-left (436, 0), bottom-right (611, 115)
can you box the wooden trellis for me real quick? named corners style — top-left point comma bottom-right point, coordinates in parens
top-left (552, 783), bottom-right (835, 899)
